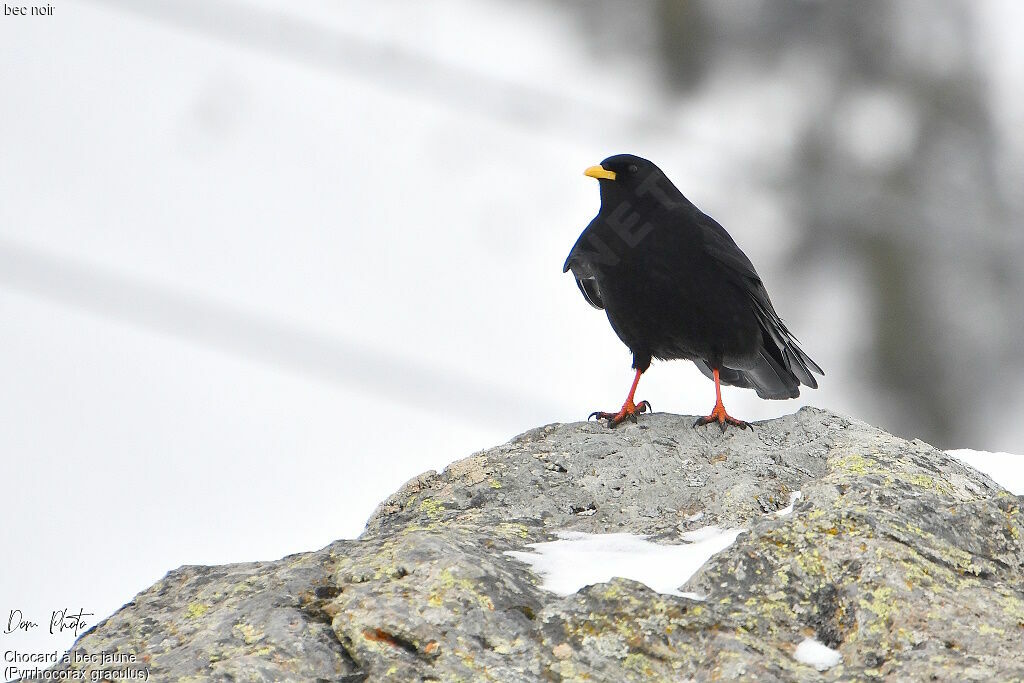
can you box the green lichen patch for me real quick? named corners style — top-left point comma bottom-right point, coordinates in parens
top-left (185, 602), bottom-right (210, 619)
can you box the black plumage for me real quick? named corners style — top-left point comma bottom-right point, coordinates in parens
top-left (564, 154), bottom-right (822, 430)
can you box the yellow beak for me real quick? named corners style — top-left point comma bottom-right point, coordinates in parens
top-left (584, 165), bottom-right (616, 181)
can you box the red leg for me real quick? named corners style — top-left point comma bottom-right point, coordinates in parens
top-left (589, 368), bottom-right (652, 427)
top-left (693, 368), bottom-right (750, 432)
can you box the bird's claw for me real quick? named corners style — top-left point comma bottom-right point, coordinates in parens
top-left (588, 400), bottom-right (651, 428)
top-left (693, 405), bottom-right (750, 432)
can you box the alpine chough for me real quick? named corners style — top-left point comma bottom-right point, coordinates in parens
top-left (564, 154), bottom-right (823, 431)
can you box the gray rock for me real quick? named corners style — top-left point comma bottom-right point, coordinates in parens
top-left (30, 408), bottom-right (1024, 682)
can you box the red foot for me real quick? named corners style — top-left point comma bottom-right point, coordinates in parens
top-left (589, 399), bottom-right (652, 428)
top-left (693, 402), bottom-right (751, 432)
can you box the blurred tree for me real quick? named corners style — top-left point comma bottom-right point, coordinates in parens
top-left (757, 0), bottom-right (1015, 447)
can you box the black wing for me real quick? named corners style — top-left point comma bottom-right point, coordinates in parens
top-left (574, 276), bottom-right (604, 309)
top-left (695, 212), bottom-right (824, 398)
top-left (564, 222), bottom-right (605, 310)
top-left (696, 212), bottom-right (760, 282)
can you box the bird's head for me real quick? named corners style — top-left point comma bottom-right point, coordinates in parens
top-left (583, 154), bottom-right (682, 209)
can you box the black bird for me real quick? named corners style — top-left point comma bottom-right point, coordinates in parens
top-left (564, 154), bottom-right (823, 431)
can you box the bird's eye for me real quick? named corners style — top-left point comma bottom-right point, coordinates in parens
top-left (628, 164), bottom-right (638, 174)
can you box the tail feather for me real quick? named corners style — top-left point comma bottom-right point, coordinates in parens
top-left (748, 287), bottom-right (822, 392)
top-left (693, 357), bottom-right (796, 399)
top-left (694, 284), bottom-right (823, 400)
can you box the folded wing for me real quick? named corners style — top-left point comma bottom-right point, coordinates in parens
top-left (695, 213), bottom-right (824, 399)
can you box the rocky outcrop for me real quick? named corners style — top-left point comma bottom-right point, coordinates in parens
top-left (34, 408), bottom-right (1024, 681)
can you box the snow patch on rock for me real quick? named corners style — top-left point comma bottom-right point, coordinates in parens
top-left (794, 637), bottom-right (842, 671)
top-left (947, 449), bottom-right (1024, 494)
top-left (506, 527), bottom-right (743, 599)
